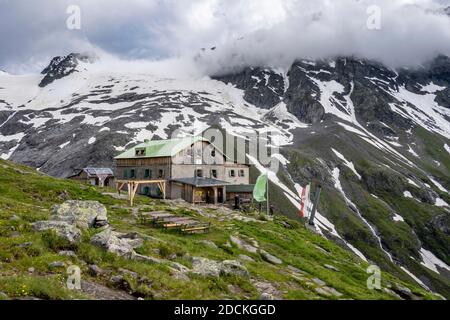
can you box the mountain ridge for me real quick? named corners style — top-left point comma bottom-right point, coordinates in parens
top-left (0, 53), bottom-right (449, 297)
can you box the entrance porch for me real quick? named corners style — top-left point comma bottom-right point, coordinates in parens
top-left (171, 177), bottom-right (228, 205)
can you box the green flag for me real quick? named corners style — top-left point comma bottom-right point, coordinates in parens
top-left (253, 173), bottom-right (268, 202)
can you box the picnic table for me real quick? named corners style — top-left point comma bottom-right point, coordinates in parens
top-left (139, 211), bottom-right (174, 224)
top-left (162, 219), bottom-right (199, 229)
top-left (139, 211), bottom-right (211, 234)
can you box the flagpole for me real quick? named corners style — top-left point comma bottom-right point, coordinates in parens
top-left (266, 173), bottom-right (269, 215)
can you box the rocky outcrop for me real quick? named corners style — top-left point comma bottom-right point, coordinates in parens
top-left (39, 53), bottom-right (96, 87)
top-left (191, 257), bottom-right (250, 278)
top-left (90, 228), bottom-right (143, 258)
top-left (230, 235), bottom-right (258, 253)
top-left (51, 200), bottom-right (108, 229)
top-left (31, 220), bottom-right (81, 244)
top-left (213, 67), bottom-right (285, 109)
top-left (260, 250), bottom-right (283, 265)
top-left (32, 200), bottom-right (108, 244)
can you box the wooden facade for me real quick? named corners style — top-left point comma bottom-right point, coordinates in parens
top-left (114, 138), bottom-right (252, 205)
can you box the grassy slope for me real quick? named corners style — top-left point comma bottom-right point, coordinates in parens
top-left (281, 125), bottom-right (450, 298)
top-left (0, 159), bottom-right (435, 300)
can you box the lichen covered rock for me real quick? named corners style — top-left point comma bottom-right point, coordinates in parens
top-left (52, 200), bottom-right (108, 229)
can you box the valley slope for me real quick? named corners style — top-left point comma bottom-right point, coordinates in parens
top-left (0, 54), bottom-right (449, 297)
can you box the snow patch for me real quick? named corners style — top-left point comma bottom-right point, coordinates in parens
top-left (419, 248), bottom-right (450, 273)
top-left (403, 191), bottom-right (413, 198)
top-left (428, 176), bottom-right (448, 194)
top-left (435, 198), bottom-right (449, 207)
top-left (445, 144), bottom-right (450, 155)
top-left (407, 178), bottom-right (420, 188)
top-left (331, 148), bottom-right (361, 179)
top-left (59, 141), bottom-right (70, 149)
top-left (392, 213), bottom-right (404, 222)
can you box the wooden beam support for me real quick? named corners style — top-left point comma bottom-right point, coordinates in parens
top-left (116, 179), bottom-right (168, 207)
top-left (117, 182), bottom-right (126, 195)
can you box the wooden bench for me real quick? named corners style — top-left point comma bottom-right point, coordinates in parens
top-left (139, 212), bottom-right (173, 224)
top-left (181, 223), bottom-right (211, 234)
top-left (162, 219), bottom-right (198, 229)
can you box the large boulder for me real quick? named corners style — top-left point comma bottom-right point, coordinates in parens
top-left (221, 260), bottom-right (250, 278)
top-left (230, 235), bottom-right (258, 254)
top-left (192, 257), bottom-right (222, 277)
top-left (191, 257), bottom-right (250, 278)
top-left (52, 200), bottom-right (108, 229)
top-left (260, 250), bottom-right (283, 265)
top-left (90, 228), bottom-right (143, 258)
top-left (31, 220), bottom-right (81, 244)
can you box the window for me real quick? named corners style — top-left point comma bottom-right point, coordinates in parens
top-left (130, 169), bottom-right (136, 178)
top-left (211, 149), bottom-right (216, 157)
top-left (196, 169), bottom-right (203, 178)
top-left (144, 169), bottom-right (152, 179)
top-left (211, 169), bottom-right (217, 178)
top-left (158, 169), bottom-right (164, 179)
top-left (229, 169), bottom-right (236, 177)
top-left (239, 170), bottom-right (245, 177)
top-left (123, 169), bottom-right (128, 179)
top-left (135, 148), bottom-right (146, 157)
top-left (143, 187), bottom-right (150, 195)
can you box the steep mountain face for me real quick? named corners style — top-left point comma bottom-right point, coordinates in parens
top-left (39, 53), bottom-right (96, 87)
top-left (0, 53), bottom-right (449, 297)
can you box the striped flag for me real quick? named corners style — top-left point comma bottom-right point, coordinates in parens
top-left (299, 184), bottom-right (311, 217)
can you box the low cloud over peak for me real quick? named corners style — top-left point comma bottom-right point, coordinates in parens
top-left (1, 0), bottom-right (450, 75)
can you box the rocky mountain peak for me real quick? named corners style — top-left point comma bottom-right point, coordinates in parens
top-left (39, 52), bottom-right (97, 87)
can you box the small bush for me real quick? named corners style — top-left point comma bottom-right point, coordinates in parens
top-left (41, 231), bottom-right (75, 251)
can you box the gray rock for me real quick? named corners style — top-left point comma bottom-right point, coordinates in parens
top-left (324, 264), bottom-right (340, 272)
top-left (28, 267), bottom-right (35, 273)
top-left (252, 280), bottom-right (281, 300)
top-left (199, 240), bottom-right (218, 249)
top-left (48, 261), bottom-right (66, 268)
top-left (9, 215), bottom-right (20, 221)
top-left (287, 265), bottom-right (305, 275)
top-left (230, 236), bottom-right (258, 253)
top-left (392, 283), bottom-right (415, 300)
top-left (17, 242), bottom-right (33, 248)
top-left (51, 200), bottom-right (108, 229)
top-left (109, 275), bottom-right (132, 292)
top-left (32, 220), bottom-right (81, 244)
top-left (260, 250), bottom-right (283, 265)
top-left (322, 286), bottom-right (343, 297)
top-left (170, 262), bottom-right (190, 273)
top-left (238, 254), bottom-right (255, 262)
top-left (192, 257), bottom-right (221, 277)
top-left (312, 278), bottom-right (326, 287)
top-left (315, 286), bottom-right (343, 298)
top-left (131, 252), bottom-right (162, 264)
top-left (118, 268), bottom-right (138, 278)
top-left (191, 257), bottom-right (249, 278)
top-left (260, 293), bottom-right (275, 300)
top-left (91, 228), bottom-right (142, 258)
top-left (220, 260), bottom-right (250, 278)
top-left (81, 280), bottom-right (135, 300)
top-left (58, 250), bottom-right (77, 257)
top-left (88, 264), bottom-right (104, 277)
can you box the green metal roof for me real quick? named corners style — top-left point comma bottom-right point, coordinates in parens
top-left (114, 136), bottom-right (208, 159)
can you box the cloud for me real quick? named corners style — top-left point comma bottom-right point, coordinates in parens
top-left (1, 0), bottom-right (450, 75)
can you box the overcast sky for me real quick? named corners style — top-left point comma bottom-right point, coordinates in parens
top-left (1, 0), bottom-right (450, 75)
